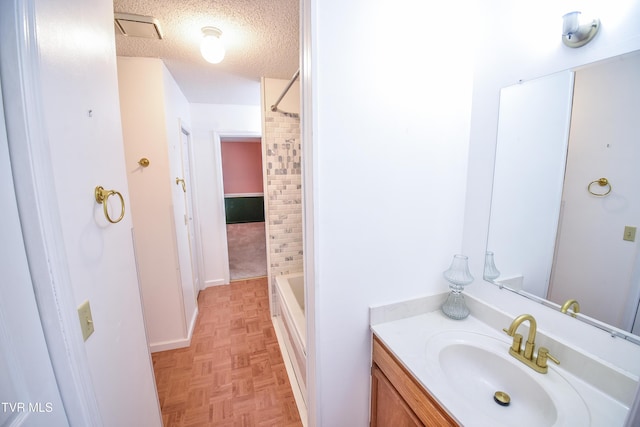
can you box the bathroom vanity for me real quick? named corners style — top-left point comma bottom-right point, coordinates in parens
top-left (371, 335), bottom-right (458, 426)
top-left (369, 292), bottom-right (639, 426)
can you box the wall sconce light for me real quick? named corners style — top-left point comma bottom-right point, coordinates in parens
top-left (200, 26), bottom-right (225, 64)
top-left (562, 11), bottom-right (600, 48)
top-left (441, 254), bottom-right (474, 320)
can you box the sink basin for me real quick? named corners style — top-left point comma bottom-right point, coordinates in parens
top-left (424, 331), bottom-right (590, 426)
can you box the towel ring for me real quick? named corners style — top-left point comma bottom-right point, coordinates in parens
top-left (587, 178), bottom-right (611, 197)
top-left (94, 186), bottom-right (125, 223)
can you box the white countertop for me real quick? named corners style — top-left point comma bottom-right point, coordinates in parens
top-left (370, 294), bottom-right (636, 426)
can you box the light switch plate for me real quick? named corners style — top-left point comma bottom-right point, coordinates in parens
top-left (77, 300), bottom-right (95, 341)
top-left (623, 226), bottom-right (637, 242)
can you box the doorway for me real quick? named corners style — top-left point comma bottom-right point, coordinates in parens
top-left (220, 136), bottom-right (268, 280)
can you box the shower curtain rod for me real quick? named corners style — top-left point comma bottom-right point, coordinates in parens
top-left (270, 69), bottom-right (300, 112)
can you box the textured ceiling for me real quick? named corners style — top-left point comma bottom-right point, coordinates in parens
top-left (113, 0), bottom-right (299, 105)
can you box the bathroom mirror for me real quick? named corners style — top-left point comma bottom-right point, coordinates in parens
top-left (485, 49), bottom-right (640, 344)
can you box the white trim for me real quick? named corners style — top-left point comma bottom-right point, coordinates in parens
top-left (149, 306), bottom-right (199, 353)
top-left (259, 80), bottom-right (275, 317)
top-left (212, 131), bottom-right (231, 285)
top-left (0, 1), bottom-right (102, 424)
top-left (188, 306), bottom-right (199, 338)
top-left (224, 192), bottom-right (265, 198)
top-left (220, 136), bottom-right (262, 143)
top-left (150, 338), bottom-right (192, 353)
top-left (179, 122), bottom-right (206, 293)
top-left (168, 205), bottom-right (189, 336)
top-left (204, 278), bottom-right (227, 288)
top-left (301, 0), bottom-right (317, 425)
top-left (212, 129), bottom-right (263, 287)
top-left (218, 130), bottom-right (262, 139)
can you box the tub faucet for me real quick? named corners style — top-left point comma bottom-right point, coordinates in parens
top-left (503, 314), bottom-right (559, 374)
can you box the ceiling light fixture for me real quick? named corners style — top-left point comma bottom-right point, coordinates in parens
top-left (562, 11), bottom-right (600, 48)
top-left (200, 27), bottom-right (225, 64)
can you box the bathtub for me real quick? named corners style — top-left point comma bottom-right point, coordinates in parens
top-left (274, 273), bottom-right (306, 405)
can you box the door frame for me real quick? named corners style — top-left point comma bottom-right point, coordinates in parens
top-left (0, 0), bottom-right (101, 424)
top-left (212, 130), bottom-right (263, 285)
top-left (179, 122), bottom-right (205, 294)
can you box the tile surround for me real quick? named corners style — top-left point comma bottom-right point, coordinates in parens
top-left (264, 110), bottom-right (303, 301)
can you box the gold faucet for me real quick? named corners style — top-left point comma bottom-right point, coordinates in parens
top-left (503, 314), bottom-right (559, 374)
top-left (560, 299), bottom-right (580, 318)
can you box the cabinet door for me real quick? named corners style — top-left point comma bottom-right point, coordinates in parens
top-left (371, 366), bottom-right (423, 427)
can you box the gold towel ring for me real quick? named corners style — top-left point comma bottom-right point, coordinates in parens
top-left (587, 178), bottom-right (611, 197)
top-left (94, 186), bottom-right (125, 223)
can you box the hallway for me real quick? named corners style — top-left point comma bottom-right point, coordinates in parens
top-left (152, 278), bottom-right (302, 426)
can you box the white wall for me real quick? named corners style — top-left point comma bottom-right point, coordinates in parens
top-left (309, 0), bottom-right (476, 424)
top-left (31, 0), bottom-right (161, 424)
top-left (117, 57), bottom-right (197, 351)
top-left (190, 103), bottom-right (261, 286)
top-left (263, 76), bottom-right (301, 115)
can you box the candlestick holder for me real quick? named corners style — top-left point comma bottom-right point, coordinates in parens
top-left (441, 254), bottom-right (474, 320)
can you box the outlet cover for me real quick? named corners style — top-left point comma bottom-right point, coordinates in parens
top-left (624, 226), bottom-right (637, 242)
top-left (77, 300), bottom-right (95, 341)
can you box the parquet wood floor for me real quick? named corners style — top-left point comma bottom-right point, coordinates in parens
top-left (152, 277), bottom-right (303, 427)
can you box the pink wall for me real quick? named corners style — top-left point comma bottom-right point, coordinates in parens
top-left (221, 139), bottom-right (263, 194)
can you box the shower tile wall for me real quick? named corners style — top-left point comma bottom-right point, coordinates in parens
top-left (264, 111), bottom-right (303, 293)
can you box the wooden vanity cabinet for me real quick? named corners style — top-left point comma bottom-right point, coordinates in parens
top-left (371, 336), bottom-right (459, 427)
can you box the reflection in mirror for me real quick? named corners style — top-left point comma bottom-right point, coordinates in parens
top-left (486, 50), bottom-right (640, 344)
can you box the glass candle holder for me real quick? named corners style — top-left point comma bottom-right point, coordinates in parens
top-left (483, 251), bottom-right (500, 281)
top-left (441, 254), bottom-right (473, 320)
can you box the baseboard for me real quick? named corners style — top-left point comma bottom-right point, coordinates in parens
top-left (149, 336), bottom-right (190, 353)
top-left (204, 278), bottom-right (227, 288)
top-left (149, 307), bottom-right (199, 353)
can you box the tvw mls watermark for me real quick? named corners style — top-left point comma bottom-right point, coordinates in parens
top-left (1, 402), bottom-right (53, 413)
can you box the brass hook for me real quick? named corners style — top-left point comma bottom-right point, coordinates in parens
top-left (587, 177), bottom-right (611, 196)
top-left (95, 186), bottom-right (125, 224)
top-left (176, 177), bottom-right (186, 193)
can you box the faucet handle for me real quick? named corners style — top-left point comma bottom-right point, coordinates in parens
top-left (536, 347), bottom-right (560, 370)
top-left (510, 333), bottom-right (523, 353)
top-left (503, 327), bottom-right (523, 354)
